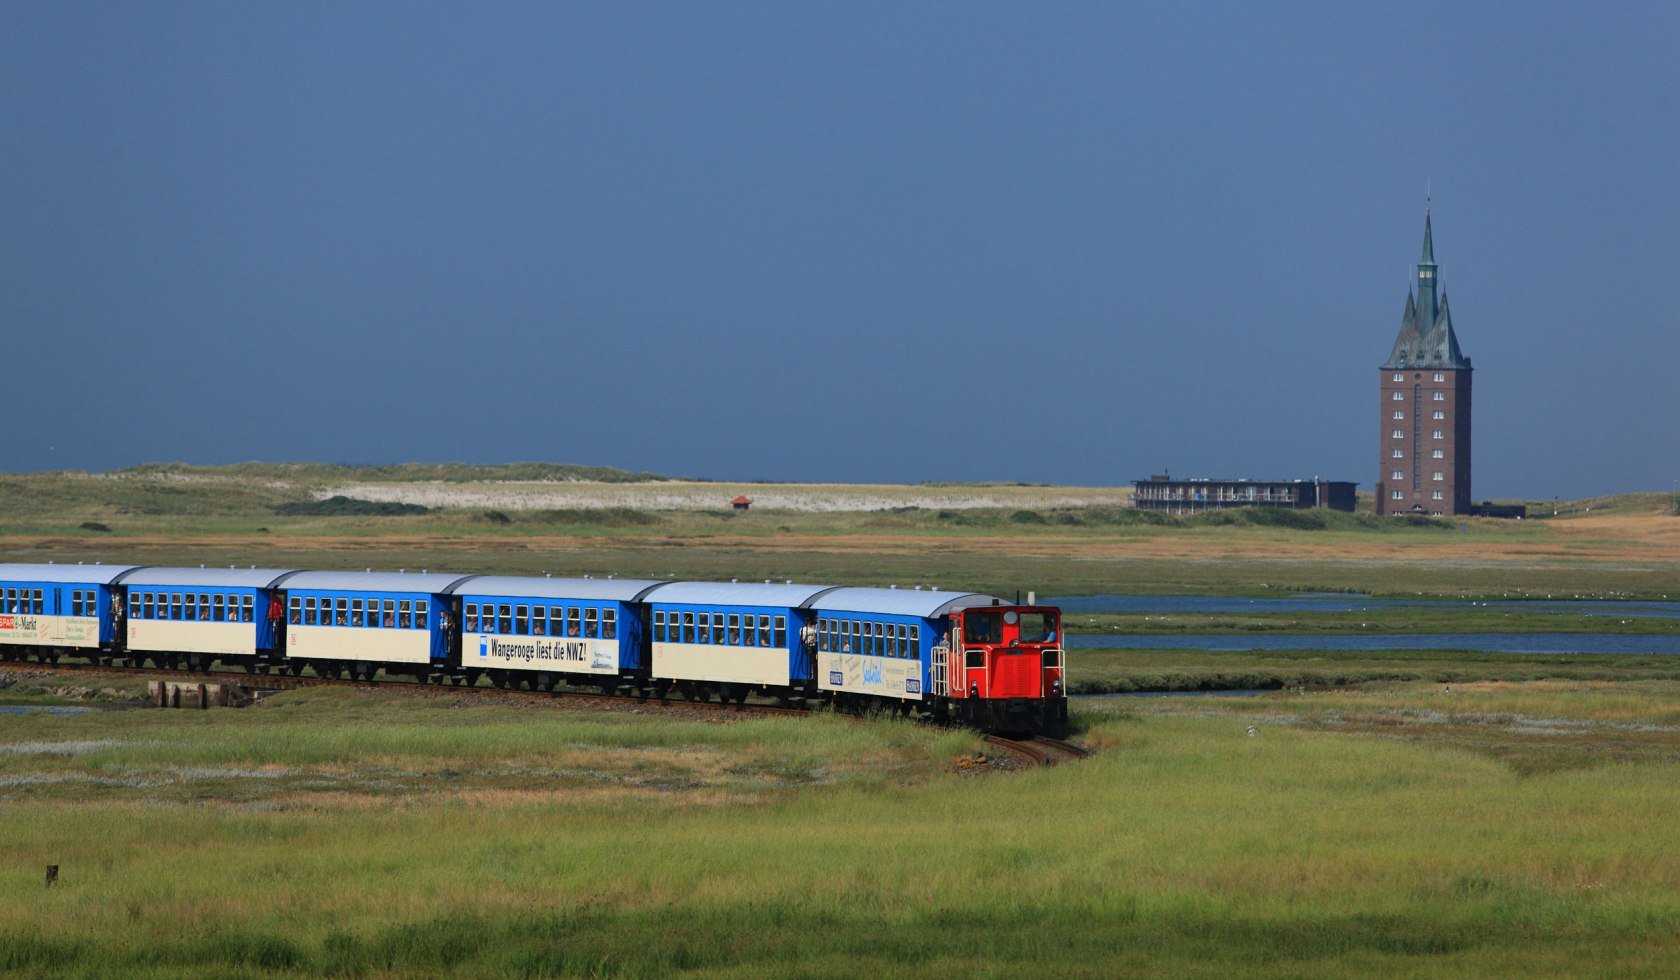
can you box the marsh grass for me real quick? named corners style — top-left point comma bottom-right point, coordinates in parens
top-left (5, 686), bottom-right (1680, 974)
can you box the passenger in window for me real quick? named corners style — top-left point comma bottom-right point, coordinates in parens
top-left (110, 595), bottom-right (124, 633)
top-left (567, 617), bottom-right (580, 638)
top-left (441, 610), bottom-right (458, 649)
top-left (799, 620), bottom-right (818, 653)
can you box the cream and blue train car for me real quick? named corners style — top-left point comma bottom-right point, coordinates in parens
top-left (810, 587), bottom-right (997, 712)
top-left (280, 570), bottom-right (473, 680)
top-left (0, 563), bottom-right (138, 662)
top-left (447, 576), bottom-right (666, 690)
top-left (641, 581), bottom-right (839, 701)
top-left (121, 567), bottom-right (298, 670)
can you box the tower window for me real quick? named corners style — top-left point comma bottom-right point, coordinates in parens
top-left (1433, 392), bottom-right (1445, 402)
top-left (1432, 430), bottom-right (1444, 440)
top-left (1392, 391), bottom-right (1404, 401)
top-left (1392, 449), bottom-right (1404, 458)
top-left (1391, 471), bottom-right (1403, 481)
top-left (1392, 429), bottom-right (1404, 439)
top-left (1433, 373), bottom-right (1444, 382)
top-left (1432, 471), bottom-right (1444, 481)
top-left (1391, 490), bottom-right (1404, 500)
top-left (1431, 491), bottom-right (1444, 500)
top-left (1392, 373), bottom-right (1404, 382)
top-left (1393, 411), bottom-right (1404, 420)
top-left (1432, 411), bottom-right (1444, 420)
top-left (1432, 449), bottom-right (1444, 459)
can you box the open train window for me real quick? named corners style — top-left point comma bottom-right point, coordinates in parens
top-left (463, 603), bottom-right (478, 632)
top-left (399, 600), bottom-right (413, 629)
top-left (897, 624), bottom-right (908, 658)
top-left (962, 612), bottom-right (1001, 645)
top-left (334, 598), bottom-right (349, 626)
top-left (728, 613), bottom-right (741, 645)
top-left (242, 595), bottom-right (254, 623)
top-left (585, 607), bottom-right (599, 639)
top-left (184, 593), bottom-right (198, 621)
top-left (303, 597), bottom-right (316, 625)
top-left (602, 608), bottom-right (616, 639)
top-left (697, 612), bottom-right (711, 644)
top-left (32, 589), bottom-right (43, 614)
top-left (213, 594), bottom-right (226, 622)
top-left (531, 606), bottom-right (546, 635)
top-left (910, 625), bottom-right (920, 655)
top-left (774, 615), bottom-right (786, 649)
top-left (382, 599), bottom-right (395, 627)
top-left (757, 615), bottom-right (770, 648)
top-left (415, 600), bottom-right (428, 626)
top-left (677, 611), bottom-right (691, 643)
top-left (567, 607), bottom-right (581, 637)
top-left (515, 604), bottom-right (529, 635)
top-left (351, 598), bottom-right (364, 627)
top-left (496, 604), bottom-right (511, 634)
top-left (289, 596), bottom-right (301, 624)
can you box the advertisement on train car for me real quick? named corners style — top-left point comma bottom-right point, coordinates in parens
top-left (0, 614), bottom-right (95, 647)
top-left (817, 651), bottom-right (923, 700)
top-left (470, 634), bottom-right (618, 674)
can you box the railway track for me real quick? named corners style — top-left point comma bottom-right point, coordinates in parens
top-left (1, 659), bottom-right (810, 719)
top-left (984, 733), bottom-right (1091, 767)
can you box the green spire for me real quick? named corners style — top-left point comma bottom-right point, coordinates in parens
top-left (1420, 211), bottom-right (1435, 264)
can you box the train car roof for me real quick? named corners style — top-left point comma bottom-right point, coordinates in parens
top-left (810, 587), bottom-right (1001, 618)
top-left (446, 576), bottom-right (667, 602)
top-left (116, 567), bottom-right (300, 588)
top-left (0, 563), bottom-right (142, 585)
top-left (640, 581), bottom-right (839, 608)
top-left (274, 570), bottom-right (476, 593)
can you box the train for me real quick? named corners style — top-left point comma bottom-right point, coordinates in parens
top-left (0, 561), bottom-right (1068, 734)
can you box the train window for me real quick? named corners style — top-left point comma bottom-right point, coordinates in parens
top-left (399, 600), bottom-right (413, 629)
top-left (289, 596), bottom-right (302, 624)
top-left (495, 604), bottom-right (510, 634)
top-left (653, 610), bottom-right (666, 640)
top-left (966, 650), bottom-right (985, 669)
top-left (737, 614), bottom-right (753, 647)
top-left (757, 615), bottom-right (770, 648)
top-left (897, 624), bottom-right (908, 658)
top-left (531, 606), bottom-right (546, 635)
top-left (728, 613), bottom-right (741, 645)
top-left (1018, 612), bottom-right (1055, 644)
top-left (463, 603), bottom-right (478, 631)
top-left (876, 621), bottom-right (887, 656)
top-left (514, 604), bottom-right (528, 635)
top-left (774, 615), bottom-right (786, 649)
top-left (416, 600), bottom-right (427, 626)
top-left (335, 598), bottom-right (349, 626)
top-left (184, 593), bottom-right (197, 621)
top-left (1042, 649), bottom-right (1060, 668)
top-left (963, 612), bottom-right (1002, 644)
top-left (708, 612), bottom-right (720, 643)
top-left (213, 594), bottom-right (226, 622)
top-left (135, 593), bottom-right (147, 619)
top-left (828, 620), bottom-right (839, 653)
top-left (676, 612), bottom-right (691, 643)
top-left (567, 607), bottom-right (581, 637)
top-left (243, 595), bottom-right (254, 623)
top-left (585, 607), bottom-right (599, 639)
top-left (350, 598), bottom-right (364, 627)
top-left (33, 589), bottom-right (44, 614)
top-left (382, 599), bottom-right (395, 627)
top-left (304, 597), bottom-right (316, 625)
top-left (71, 591), bottom-right (83, 617)
top-left (851, 620), bottom-right (863, 653)
top-left (603, 608), bottom-right (616, 639)
top-left (697, 613), bottom-right (711, 644)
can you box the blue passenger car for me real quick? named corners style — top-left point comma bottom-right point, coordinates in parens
top-left (444, 576), bottom-right (666, 689)
top-left (119, 567), bottom-right (299, 670)
top-left (0, 562), bottom-right (139, 661)
top-left (278, 570), bottom-right (473, 680)
top-left (640, 581), bottom-right (839, 700)
top-left (809, 587), bottom-right (996, 711)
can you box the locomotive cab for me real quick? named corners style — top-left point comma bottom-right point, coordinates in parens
top-left (943, 604), bottom-right (1067, 734)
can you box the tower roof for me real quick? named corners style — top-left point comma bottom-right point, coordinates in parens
top-left (1382, 211), bottom-right (1471, 371)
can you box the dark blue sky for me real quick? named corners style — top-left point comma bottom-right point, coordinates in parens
top-left (5, 3), bottom-right (1676, 497)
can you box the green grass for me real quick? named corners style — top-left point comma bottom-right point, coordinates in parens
top-left (6, 682), bottom-right (1680, 974)
top-left (1067, 648), bottom-right (1680, 694)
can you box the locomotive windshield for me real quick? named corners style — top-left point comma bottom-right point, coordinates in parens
top-left (1018, 611), bottom-right (1057, 644)
top-left (963, 611), bottom-right (1002, 644)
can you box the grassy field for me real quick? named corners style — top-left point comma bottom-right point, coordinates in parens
top-left (5, 677), bottom-right (1680, 975)
top-left (2, 465), bottom-right (1678, 598)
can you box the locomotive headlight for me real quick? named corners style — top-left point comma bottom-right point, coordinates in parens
top-left (1051, 678), bottom-right (1063, 696)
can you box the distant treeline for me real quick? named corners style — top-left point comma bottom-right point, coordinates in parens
top-left (114, 462), bottom-right (672, 484)
top-left (273, 496), bottom-right (429, 517)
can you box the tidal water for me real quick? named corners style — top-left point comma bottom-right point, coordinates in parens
top-left (1049, 594), bottom-right (1680, 618)
top-left (1064, 633), bottom-right (1680, 655)
top-left (0, 705), bottom-right (94, 716)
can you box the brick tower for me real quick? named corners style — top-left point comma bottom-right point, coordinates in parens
top-left (1377, 211), bottom-right (1472, 516)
